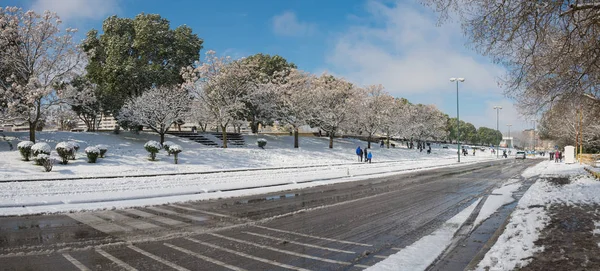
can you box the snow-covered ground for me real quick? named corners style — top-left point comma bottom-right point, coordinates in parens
top-left (0, 131), bottom-right (503, 216)
top-left (476, 160), bottom-right (599, 270)
top-left (0, 131), bottom-right (498, 180)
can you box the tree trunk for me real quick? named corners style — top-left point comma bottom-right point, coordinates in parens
top-left (221, 125), bottom-right (228, 148)
top-left (367, 135), bottom-right (372, 149)
top-left (329, 134), bottom-right (334, 149)
top-left (160, 133), bottom-right (165, 145)
top-left (250, 121), bottom-right (259, 134)
top-left (29, 121), bottom-right (36, 143)
top-left (387, 136), bottom-right (390, 148)
top-left (294, 127), bottom-right (299, 148)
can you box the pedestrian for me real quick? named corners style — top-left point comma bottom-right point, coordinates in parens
top-left (192, 126), bottom-right (197, 133)
top-left (559, 151), bottom-right (563, 162)
top-left (554, 150), bottom-right (559, 163)
top-left (356, 146), bottom-right (363, 162)
top-left (473, 149), bottom-right (476, 156)
top-left (427, 145), bottom-right (431, 154)
top-left (364, 148), bottom-right (368, 162)
top-left (549, 152), bottom-right (554, 161)
top-left (380, 140), bottom-right (384, 148)
top-left (503, 150), bottom-right (507, 158)
top-left (367, 152), bottom-right (372, 163)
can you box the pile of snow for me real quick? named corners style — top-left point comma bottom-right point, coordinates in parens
top-left (0, 131), bottom-right (498, 180)
top-left (473, 182), bottom-right (522, 227)
top-left (477, 160), bottom-right (598, 270)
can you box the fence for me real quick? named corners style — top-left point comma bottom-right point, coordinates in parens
top-left (580, 154), bottom-right (600, 167)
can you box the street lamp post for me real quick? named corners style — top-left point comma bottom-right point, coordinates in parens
top-left (450, 78), bottom-right (465, 163)
top-left (493, 106), bottom-right (502, 158)
top-left (531, 119), bottom-right (537, 153)
top-left (506, 124), bottom-right (512, 148)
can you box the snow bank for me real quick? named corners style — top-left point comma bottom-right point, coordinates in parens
top-left (367, 199), bottom-right (481, 271)
top-left (477, 160), bottom-right (599, 270)
top-left (473, 182), bottom-right (522, 227)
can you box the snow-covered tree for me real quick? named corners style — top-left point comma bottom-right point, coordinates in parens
top-left (58, 76), bottom-right (103, 131)
top-left (117, 86), bottom-right (191, 144)
top-left (405, 104), bottom-right (447, 142)
top-left (353, 84), bottom-right (395, 148)
top-left (0, 7), bottom-right (83, 142)
top-left (380, 97), bottom-right (410, 148)
top-left (310, 74), bottom-right (358, 149)
top-left (182, 50), bottom-right (254, 148)
top-left (268, 69), bottom-right (315, 148)
top-left (47, 105), bottom-right (78, 131)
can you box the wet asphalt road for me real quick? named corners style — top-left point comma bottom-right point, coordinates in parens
top-left (0, 159), bottom-right (539, 271)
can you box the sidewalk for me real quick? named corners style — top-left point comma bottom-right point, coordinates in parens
top-left (475, 160), bottom-right (600, 270)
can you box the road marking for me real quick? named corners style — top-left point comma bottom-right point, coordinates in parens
top-left (68, 213), bottom-right (132, 233)
top-left (147, 206), bottom-right (208, 222)
top-left (95, 211), bottom-right (161, 231)
top-left (62, 253), bottom-right (90, 271)
top-left (374, 255), bottom-right (387, 259)
top-left (253, 225), bottom-right (372, 247)
top-left (207, 233), bottom-right (352, 265)
top-left (96, 248), bottom-right (138, 271)
top-left (171, 205), bottom-right (233, 218)
top-left (243, 231), bottom-right (355, 254)
top-left (391, 247), bottom-right (401, 251)
top-left (127, 245), bottom-right (189, 271)
top-left (122, 209), bottom-right (187, 226)
top-left (184, 238), bottom-right (309, 271)
top-left (163, 243), bottom-right (246, 271)
top-left (356, 264), bottom-right (371, 268)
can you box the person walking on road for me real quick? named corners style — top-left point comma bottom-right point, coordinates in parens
top-left (364, 148), bottom-right (368, 162)
top-left (367, 152), bottom-right (372, 163)
top-left (554, 150), bottom-right (559, 163)
top-left (356, 146), bottom-right (363, 162)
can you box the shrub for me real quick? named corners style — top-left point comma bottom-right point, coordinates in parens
top-left (144, 140), bottom-right (161, 161)
top-left (85, 146), bottom-right (100, 163)
top-left (162, 141), bottom-right (175, 156)
top-left (68, 141), bottom-right (80, 160)
top-left (257, 138), bottom-right (267, 149)
top-left (31, 143), bottom-right (51, 157)
top-left (168, 144), bottom-right (182, 164)
top-left (17, 141), bottom-right (34, 161)
top-left (96, 144), bottom-right (108, 158)
top-left (55, 142), bottom-right (75, 165)
top-left (113, 125), bottom-right (120, 134)
top-left (35, 154), bottom-right (54, 172)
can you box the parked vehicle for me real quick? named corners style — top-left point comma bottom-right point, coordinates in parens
top-left (515, 151), bottom-right (526, 159)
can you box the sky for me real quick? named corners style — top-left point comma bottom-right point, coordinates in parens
top-left (6, 0), bottom-right (535, 133)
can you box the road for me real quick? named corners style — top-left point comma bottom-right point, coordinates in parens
top-left (0, 159), bottom-right (539, 270)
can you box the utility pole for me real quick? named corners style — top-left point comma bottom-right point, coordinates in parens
top-left (493, 106), bottom-right (502, 158)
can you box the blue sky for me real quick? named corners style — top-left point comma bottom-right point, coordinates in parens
top-left (8, 0), bottom-right (534, 133)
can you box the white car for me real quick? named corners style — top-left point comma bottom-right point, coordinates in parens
top-left (515, 151), bottom-right (526, 159)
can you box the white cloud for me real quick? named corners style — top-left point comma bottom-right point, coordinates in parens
top-left (325, 0), bottom-right (504, 97)
top-left (272, 11), bottom-right (316, 37)
top-left (30, 0), bottom-right (120, 22)
top-left (469, 99), bottom-right (532, 134)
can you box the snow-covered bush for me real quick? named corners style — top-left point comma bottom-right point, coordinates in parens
top-left (34, 154), bottom-right (54, 172)
top-left (67, 141), bottom-right (80, 159)
top-left (163, 141), bottom-right (175, 156)
top-left (144, 140), bottom-right (161, 161)
top-left (96, 144), bottom-right (108, 158)
top-left (168, 144), bottom-right (182, 164)
top-left (257, 138), bottom-right (267, 149)
top-left (55, 142), bottom-right (74, 164)
top-left (85, 146), bottom-right (100, 163)
top-left (31, 143), bottom-right (51, 157)
top-left (17, 141), bottom-right (34, 161)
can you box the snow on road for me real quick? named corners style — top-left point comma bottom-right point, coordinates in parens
top-left (473, 182), bottom-right (522, 227)
top-left (476, 160), bottom-right (600, 270)
top-left (366, 199), bottom-right (481, 271)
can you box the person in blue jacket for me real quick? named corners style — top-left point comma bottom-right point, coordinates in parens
top-left (367, 152), bottom-right (373, 163)
top-left (356, 146), bottom-right (363, 162)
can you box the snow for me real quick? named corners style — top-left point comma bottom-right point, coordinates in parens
top-left (257, 138), bottom-right (267, 143)
top-left (55, 141), bottom-right (74, 151)
top-left (96, 144), bottom-right (108, 151)
top-left (162, 141), bottom-right (175, 148)
top-left (476, 160), bottom-right (600, 270)
top-left (17, 141), bottom-right (34, 149)
top-left (144, 140), bottom-right (162, 150)
top-left (31, 142), bottom-right (51, 154)
top-left (473, 182), bottom-right (522, 227)
top-left (169, 144), bottom-right (182, 153)
top-left (84, 146), bottom-right (100, 154)
top-left (366, 199), bottom-right (481, 271)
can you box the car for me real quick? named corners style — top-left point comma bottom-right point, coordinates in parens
top-left (442, 145), bottom-right (449, 149)
top-left (515, 151), bottom-right (526, 159)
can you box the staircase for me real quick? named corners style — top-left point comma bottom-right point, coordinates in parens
top-left (213, 132), bottom-right (246, 146)
top-left (167, 132), bottom-right (219, 147)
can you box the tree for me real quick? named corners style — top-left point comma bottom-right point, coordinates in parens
top-left (117, 86), bottom-right (191, 144)
top-left (58, 76), bottom-right (103, 131)
top-left (267, 69), bottom-right (315, 148)
top-left (422, 0), bottom-right (600, 115)
top-left (0, 7), bottom-right (83, 142)
top-left (182, 51), bottom-right (254, 148)
top-left (381, 97), bottom-right (410, 148)
top-left (310, 74), bottom-right (357, 149)
top-left (242, 53), bottom-right (297, 133)
top-left (406, 104), bottom-right (447, 142)
top-left (48, 105), bottom-right (78, 131)
top-left (354, 85), bottom-right (395, 149)
top-left (82, 13), bottom-right (203, 114)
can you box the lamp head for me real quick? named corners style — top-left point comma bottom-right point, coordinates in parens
top-left (450, 78), bottom-right (456, 82)
top-left (457, 78), bottom-right (465, 82)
